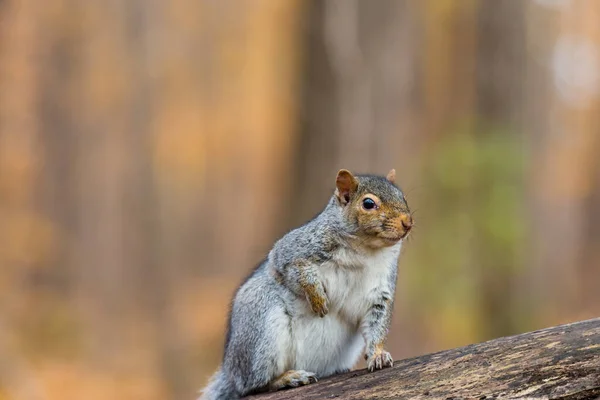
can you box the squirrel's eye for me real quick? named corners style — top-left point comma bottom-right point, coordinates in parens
top-left (362, 198), bottom-right (376, 210)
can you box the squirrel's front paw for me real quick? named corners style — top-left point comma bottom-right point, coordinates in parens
top-left (305, 282), bottom-right (329, 317)
top-left (366, 349), bottom-right (393, 372)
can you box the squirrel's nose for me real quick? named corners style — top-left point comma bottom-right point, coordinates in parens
top-left (400, 214), bottom-right (413, 231)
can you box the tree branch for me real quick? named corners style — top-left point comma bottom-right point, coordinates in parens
top-left (248, 318), bottom-right (600, 399)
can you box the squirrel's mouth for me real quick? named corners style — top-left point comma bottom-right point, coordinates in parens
top-left (378, 233), bottom-right (406, 243)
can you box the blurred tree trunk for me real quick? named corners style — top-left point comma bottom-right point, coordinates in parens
top-left (414, 0), bottom-right (480, 353)
top-left (0, 1), bottom-right (47, 398)
top-left (474, 0), bottom-right (526, 338)
top-left (476, 0), bottom-right (525, 128)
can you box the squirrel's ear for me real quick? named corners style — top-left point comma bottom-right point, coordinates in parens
top-left (335, 169), bottom-right (358, 205)
top-left (386, 169), bottom-right (396, 184)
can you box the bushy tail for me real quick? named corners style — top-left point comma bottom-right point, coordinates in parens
top-left (198, 369), bottom-right (239, 400)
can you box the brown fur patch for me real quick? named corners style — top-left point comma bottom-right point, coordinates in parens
top-left (302, 281), bottom-right (328, 317)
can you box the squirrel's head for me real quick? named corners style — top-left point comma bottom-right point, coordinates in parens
top-left (335, 169), bottom-right (413, 248)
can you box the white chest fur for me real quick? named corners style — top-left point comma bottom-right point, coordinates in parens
top-left (289, 242), bottom-right (402, 376)
top-left (322, 242), bottom-right (401, 322)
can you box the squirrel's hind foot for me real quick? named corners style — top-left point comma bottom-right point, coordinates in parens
top-left (269, 370), bottom-right (318, 391)
top-left (367, 350), bottom-right (394, 372)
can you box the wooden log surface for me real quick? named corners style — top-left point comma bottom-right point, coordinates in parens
top-left (248, 318), bottom-right (600, 400)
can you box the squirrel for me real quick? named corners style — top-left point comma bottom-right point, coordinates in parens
top-left (200, 169), bottom-right (413, 399)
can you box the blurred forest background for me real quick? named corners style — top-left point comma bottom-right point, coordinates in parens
top-left (1, 0), bottom-right (600, 399)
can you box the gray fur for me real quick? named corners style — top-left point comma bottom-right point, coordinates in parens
top-left (199, 174), bottom-right (409, 399)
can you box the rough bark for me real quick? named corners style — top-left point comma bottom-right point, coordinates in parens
top-left (248, 318), bottom-right (600, 400)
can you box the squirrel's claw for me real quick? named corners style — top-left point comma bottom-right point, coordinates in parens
top-left (367, 350), bottom-right (393, 372)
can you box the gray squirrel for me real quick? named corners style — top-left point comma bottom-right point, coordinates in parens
top-left (200, 169), bottom-right (413, 399)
